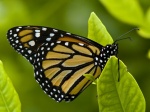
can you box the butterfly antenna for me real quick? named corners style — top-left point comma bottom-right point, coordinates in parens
top-left (115, 28), bottom-right (139, 81)
top-left (114, 28), bottom-right (139, 43)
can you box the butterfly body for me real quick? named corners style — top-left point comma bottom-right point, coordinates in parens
top-left (7, 26), bottom-right (118, 102)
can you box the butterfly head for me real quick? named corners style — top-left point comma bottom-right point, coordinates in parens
top-left (109, 43), bottom-right (118, 56)
top-left (102, 43), bottom-right (118, 56)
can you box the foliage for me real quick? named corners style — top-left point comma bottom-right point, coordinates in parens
top-left (97, 56), bottom-right (145, 112)
top-left (0, 61), bottom-right (21, 112)
top-left (99, 0), bottom-right (150, 38)
top-left (88, 12), bottom-right (113, 46)
top-left (1, 12), bottom-right (145, 112)
top-left (88, 13), bottom-right (145, 112)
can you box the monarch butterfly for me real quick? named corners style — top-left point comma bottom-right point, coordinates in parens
top-left (7, 26), bottom-right (118, 102)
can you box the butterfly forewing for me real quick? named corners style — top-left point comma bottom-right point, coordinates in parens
top-left (7, 26), bottom-right (68, 64)
top-left (7, 26), bottom-right (118, 102)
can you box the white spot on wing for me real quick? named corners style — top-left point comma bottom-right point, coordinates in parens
top-left (42, 27), bottom-right (47, 31)
top-left (28, 50), bottom-right (32, 54)
top-left (53, 29), bottom-right (58, 32)
top-left (66, 32), bottom-right (71, 35)
top-left (13, 34), bottom-right (17, 37)
top-left (53, 88), bottom-right (56, 91)
top-left (35, 30), bottom-right (40, 32)
top-left (28, 40), bottom-right (35, 46)
top-left (46, 38), bottom-right (51, 41)
top-left (95, 57), bottom-right (98, 61)
top-left (79, 43), bottom-right (84, 46)
top-left (61, 34), bottom-right (63, 37)
top-left (65, 42), bottom-right (69, 46)
top-left (47, 47), bottom-right (50, 50)
top-left (51, 43), bottom-right (54, 46)
top-left (16, 29), bottom-right (20, 32)
top-left (35, 32), bottom-right (40, 37)
top-left (56, 41), bottom-right (61, 43)
top-left (50, 33), bottom-right (55, 37)
top-left (41, 47), bottom-right (44, 50)
top-left (15, 40), bottom-right (19, 43)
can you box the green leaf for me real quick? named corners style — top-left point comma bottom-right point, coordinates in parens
top-left (0, 61), bottom-right (21, 112)
top-left (83, 74), bottom-right (97, 84)
top-left (83, 74), bottom-right (95, 82)
top-left (97, 56), bottom-right (146, 112)
top-left (138, 8), bottom-right (150, 38)
top-left (99, 0), bottom-right (144, 26)
top-left (88, 12), bottom-right (113, 46)
top-left (147, 49), bottom-right (150, 59)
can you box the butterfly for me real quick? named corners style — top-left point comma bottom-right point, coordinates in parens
top-left (7, 26), bottom-right (118, 102)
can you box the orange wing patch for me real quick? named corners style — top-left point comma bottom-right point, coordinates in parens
top-left (53, 45), bottom-right (74, 54)
top-left (72, 44), bottom-right (92, 55)
top-left (63, 55), bottom-right (93, 67)
top-left (44, 67), bottom-right (60, 79)
top-left (20, 35), bottom-right (33, 43)
top-left (19, 30), bottom-right (33, 37)
top-left (46, 51), bottom-right (70, 59)
top-left (69, 66), bottom-right (101, 95)
top-left (42, 60), bottom-right (62, 69)
top-left (61, 64), bottom-right (94, 94)
top-left (51, 70), bottom-right (72, 86)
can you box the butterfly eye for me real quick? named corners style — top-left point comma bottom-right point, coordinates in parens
top-left (7, 26), bottom-right (118, 102)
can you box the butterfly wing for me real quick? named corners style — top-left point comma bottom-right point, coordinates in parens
top-left (7, 26), bottom-right (68, 64)
top-left (34, 39), bottom-right (103, 102)
top-left (7, 26), bottom-right (104, 102)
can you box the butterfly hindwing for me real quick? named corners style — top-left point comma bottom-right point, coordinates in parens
top-left (33, 36), bottom-right (102, 102)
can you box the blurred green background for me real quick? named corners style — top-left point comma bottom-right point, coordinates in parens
top-left (0, 0), bottom-right (149, 112)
